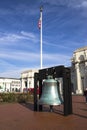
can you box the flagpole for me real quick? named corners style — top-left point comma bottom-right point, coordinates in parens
top-left (40, 6), bottom-right (43, 69)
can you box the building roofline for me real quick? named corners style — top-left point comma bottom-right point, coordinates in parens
top-left (0, 77), bottom-right (20, 80)
top-left (21, 69), bottom-right (39, 74)
top-left (74, 46), bottom-right (87, 53)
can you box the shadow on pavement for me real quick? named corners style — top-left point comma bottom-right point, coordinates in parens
top-left (19, 102), bottom-right (34, 111)
top-left (19, 102), bottom-right (64, 116)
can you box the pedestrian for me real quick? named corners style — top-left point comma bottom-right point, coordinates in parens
top-left (84, 88), bottom-right (87, 104)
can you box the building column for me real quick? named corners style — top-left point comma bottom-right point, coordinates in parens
top-left (27, 78), bottom-right (30, 89)
top-left (10, 83), bottom-right (12, 92)
top-left (75, 63), bottom-right (83, 94)
top-left (84, 63), bottom-right (87, 89)
top-left (21, 78), bottom-right (25, 92)
top-left (30, 72), bottom-right (34, 88)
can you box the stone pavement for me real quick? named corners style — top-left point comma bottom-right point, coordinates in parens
top-left (0, 96), bottom-right (87, 130)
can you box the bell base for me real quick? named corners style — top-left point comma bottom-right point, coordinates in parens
top-left (38, 98), bottom-right (63, 106)
top-left (38, 101), bottom-right (62, 106)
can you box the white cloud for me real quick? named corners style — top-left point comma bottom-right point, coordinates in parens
top-left (0, 46), bottom-right (71, 63)
top-left (77, 1), bottom-right (87, 8)
top-left (43, 53), bottom-right (70, 64)
top-left (0, 70), bottom-right (20, 78)
top-left (0, 3), bottom-right (38, 16)
top-left (21, 31), bottom-right (36, 38)
top-left (0, 66), bottom-right (39, 78)
top-left (0, 59), bottom-right (21, 78)
top-left (44, 41), bottom-right (71, 50)
top-left (0, 59), bottom-right (16, 70)
top-left (0, 50), bottom-right (40, 61)
top-left (0, 8), bottom-right (12, 15)
top-left (43, 0), bottom-right (67, 6)
top-left (0, 31), bottom-right (38, 43)
top-left (43, 0), bottom-right (87, 8)
top-left (0, 53), bottom-right (40, 78)
top-left (0, 58), bottom-right (39, 78)
top-left (0, 51), bottom-right (71, 78)
top-left (0, 67), bottom-right (23, 78)
top-left (14, 3), bottom-right (38, 15)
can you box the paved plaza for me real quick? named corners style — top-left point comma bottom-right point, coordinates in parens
top-left (0, 96), bottom-right (87, 130)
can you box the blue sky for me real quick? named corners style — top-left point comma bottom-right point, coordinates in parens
top-left (0, 0), bottom-right (87, 78)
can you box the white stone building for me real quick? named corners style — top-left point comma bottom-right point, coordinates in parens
top-left (71, 46), bottom-right (87, 94)
top-left (21, 69), bottom-right (38, 92)
top-left (0, 77), bottom-right (21, 92)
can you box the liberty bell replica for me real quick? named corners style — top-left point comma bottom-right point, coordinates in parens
top-left (38, 75), bottom-right (63, 112)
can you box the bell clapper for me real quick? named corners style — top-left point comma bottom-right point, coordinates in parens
top-left (50, 105), bottom-right (53, 112)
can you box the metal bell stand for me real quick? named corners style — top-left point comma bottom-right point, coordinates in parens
top-left (34, 65), bottom-right (72, 116)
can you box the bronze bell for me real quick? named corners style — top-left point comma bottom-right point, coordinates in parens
top-left (38, 75), bottom-right (63, 111)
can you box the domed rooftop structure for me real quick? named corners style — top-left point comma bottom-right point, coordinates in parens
top-left (74, 46), bottom-right (87, 53)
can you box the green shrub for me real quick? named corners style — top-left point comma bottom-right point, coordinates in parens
top-left (0, 93), bottom-right (33, 103)
top-left (0, 93), bottom-right (15, 102)
top-left (17, 93), bottom-right (26, 103)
